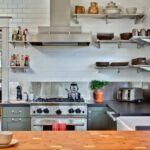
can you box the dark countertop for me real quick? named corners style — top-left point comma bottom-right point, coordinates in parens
top-left (1, 100), bottom-right (150, 116)
top-left (105, 100), bottom-right (150, 116)
top-left (87, 103), bottom-right (107, 107)
top-left (0, 102), bottom-right (30, 107)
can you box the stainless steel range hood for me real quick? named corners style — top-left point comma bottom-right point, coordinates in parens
top-left (29, 0), bottom-right (91, 46)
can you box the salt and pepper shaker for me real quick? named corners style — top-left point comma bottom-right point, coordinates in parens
top-left (16, 85), bottom-right (22, 101)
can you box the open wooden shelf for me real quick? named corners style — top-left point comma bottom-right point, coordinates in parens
top-left (9, 41), bottom-right (29, 48)
top-left (8, 66), bottom-right (29, 72)
top-left (96, 65), bottom-right (150, 73)
top-left (72, 13), bottom-right (145, 24)
top-left (95, 39), bottom-right (138, 48)
top-left (131, 36), bottom-right (150, 45)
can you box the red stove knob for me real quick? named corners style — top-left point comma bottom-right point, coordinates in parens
top-left (68, 108), bottom-right (74, 114)
top-left (43, 108), bottom-right (49, 114)
top-left (56, 109), bottom-right (62, 115)
top-left (37, 108), bottom-right (42, 114)
top-left (75, 108), bottom-right (81, 114)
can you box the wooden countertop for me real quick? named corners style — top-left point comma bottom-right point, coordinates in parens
top-left (4, 131), bottom-right (150, 150)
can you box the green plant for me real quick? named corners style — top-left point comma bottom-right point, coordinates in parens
top-left (90, 80), bottom-right (109, 90)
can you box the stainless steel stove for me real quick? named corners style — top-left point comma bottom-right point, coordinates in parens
top-left (30, 98), bottom-right (87, 131)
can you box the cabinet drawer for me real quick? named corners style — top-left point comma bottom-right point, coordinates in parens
top-left (2, 117), bottom-right (31, 131)
top-left (2, 107), bottom-right (30, 117)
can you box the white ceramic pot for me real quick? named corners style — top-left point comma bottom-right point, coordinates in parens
top-left (126, 7), bottom-right (137, 14)
top-left (0, 132), bottom-right (13, 145)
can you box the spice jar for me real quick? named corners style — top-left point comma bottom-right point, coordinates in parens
top-left (12, 30), bottom-right (17, 41)
top-left (88, 2), bottom-right (99, 14)
top-left (147, 29), bottom-right (150, 36)
top-left (139, 29), bottom-right (146, 36)
top-left (24, 55), bottom-right (29, 66)
top-left (132, 29), bottom-right (139, 36)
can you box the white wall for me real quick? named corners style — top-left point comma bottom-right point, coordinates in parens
top-left (1, 0), bottom-right (150, 101)
top-left (2, 0), bottom-right (149, 82)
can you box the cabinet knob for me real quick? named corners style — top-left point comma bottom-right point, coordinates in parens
top-left (12, 110), bottom-right (15, 114)
top-left (12, 118), bottom-right (14, 121)
top-left (19, 118), bottom-right (22, 121)
top-left (19, 110), bottom-right (22, 113)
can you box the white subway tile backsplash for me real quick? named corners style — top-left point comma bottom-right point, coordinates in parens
top-left (22, 9), bottom-right (49, 14)
top-left (12, 9), bottom-right (22, 13)
top-left (0, 0), bottom-right (149, 83)
top-left (7, 4), bottom-right (18, 9)
top-left (0, 4), bottom-right (7, 8)
top-left (18, 13), bottom-right (49, 19)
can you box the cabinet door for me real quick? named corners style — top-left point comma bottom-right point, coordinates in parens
top-left (88, 107), bottom-right (107, 130)
top-left (2, 117), bottom-right (31, 131)
top-left (88, 106), bottom-right (115, 130)
top-left (3, 107), bottom-right (30, 118)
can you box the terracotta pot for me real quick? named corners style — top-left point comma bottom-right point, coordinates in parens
top-left (94, 90), bottom-right (103, 103)
top-left (75, 5), bottom-right (85, 14)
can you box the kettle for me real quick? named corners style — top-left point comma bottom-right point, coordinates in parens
top-left (66, 82), bottom-right (81, 100)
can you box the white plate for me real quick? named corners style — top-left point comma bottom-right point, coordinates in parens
top-left (0, 139), bottom-right (18, 148)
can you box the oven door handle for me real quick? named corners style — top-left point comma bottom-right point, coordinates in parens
top-left (33, 123), bottom-right (85, 127)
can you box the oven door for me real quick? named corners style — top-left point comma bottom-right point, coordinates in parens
top-left (31, 117), bottom-right (87, 131)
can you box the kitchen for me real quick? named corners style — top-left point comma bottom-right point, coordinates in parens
top-left (0, 0), bottom-right (150, 149)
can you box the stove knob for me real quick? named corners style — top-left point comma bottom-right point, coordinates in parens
top-left (68, 108), bottom-right (74, 114)
top-left (43, 108), bottom-right (49, 114)
top-left (75, 108), bottom-right (81, 114)
top-left (56, 109), bottom-right (62, 115)
top-left (37, 108), bottom-right (42, 114)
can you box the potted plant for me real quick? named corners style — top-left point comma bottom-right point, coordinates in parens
top-left (90, 80), bottom-right (109, 103)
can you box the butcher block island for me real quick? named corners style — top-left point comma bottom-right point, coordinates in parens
top-left (3, 131), bottom-right (150, 150)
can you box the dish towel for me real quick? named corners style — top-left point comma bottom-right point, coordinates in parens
top-left (52, 123), bottom-right (67, 131)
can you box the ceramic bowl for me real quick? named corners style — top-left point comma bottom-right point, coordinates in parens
top-left (126, 7), bottom-right (137, 14)
top-left (97, 33), bottom-right (114, 40)
top-left (120, 33), bottom-right (132, 40)
top-left (0, 132), bottom-right (13, 145)
top-left (104, 8), bottom-right (121, 14)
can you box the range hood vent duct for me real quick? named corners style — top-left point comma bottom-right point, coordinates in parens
top-left (29, 0), bottom-right (91, 46)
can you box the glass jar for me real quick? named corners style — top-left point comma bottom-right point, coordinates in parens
top-left (88, 2), bottom-right (99, 14)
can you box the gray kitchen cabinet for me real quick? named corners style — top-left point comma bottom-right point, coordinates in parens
top-left (2, 106), bottom-right (31, 131)
top-left (2, 117), bottom-right (31, 131)
top-left (87, 106), bottom-right (116, 130)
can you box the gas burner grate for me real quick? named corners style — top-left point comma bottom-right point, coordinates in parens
top-left (34, 98), bottom-right (85, 103)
